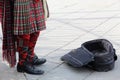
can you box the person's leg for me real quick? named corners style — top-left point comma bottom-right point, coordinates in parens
top-left (17, 34), bottom-right (30, 65)
top-left (29, 31), bottom-right (40, 55)
top-left (17, 34), bottom-right (44, 74)
top-left (29, 31), bottom-right (46, 65)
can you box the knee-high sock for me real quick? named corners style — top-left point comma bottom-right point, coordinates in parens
top-left (17, 34), bottom-right (30, 65)
top-left (17, 32), bottom-right (40, 65)
top-left (29, 31), bottom-right (40, 55)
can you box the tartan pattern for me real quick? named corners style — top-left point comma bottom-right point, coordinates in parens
top-left (0, 0), bottom-right (3, 21)
top-left (29, 31), bottom-right (40, 54)
top-left (17, 32), bottom-right (40, 65)
top-left (0, 0), bottom-right (46, 67)
top-left (0, 0), bottom-right (16, 67)
top-left (14, 0), bottom-right (46, 35)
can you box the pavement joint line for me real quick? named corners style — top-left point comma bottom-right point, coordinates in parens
top-left (93, 14), bottom-right (120, 28)
top-left (82, 71), bottom-right (94, 80)
top-left (23, 73), bottom-right (28, 80)
top-left (57, 13), bottom-right (119, 30)
top-left (51, 19), bottom-right (105, 37)
top-left (50, 11), bottom-right (120, 20)
top-left (50, 17), bottom-right (120, 20)
top-left (54, 17), bottom-right (120, 38)
top-left (50, 10), bottom-right (120, 21)
top-left (44, 34), bottom-right (86, 57)
top-left (49, 19), bottom-right (120, 49)
top-left (47, 61), bottom-right (61, 64)
top-left (36, 62), bottom-right (64, 80)
top-left (40, 24), bottom-right (60, 36)
top-left (99, 23), bottom-right (120, 37)
top-left (46, 62), bottom-right (64, 73)
top-left (51, 10), bottom-right (120, 14)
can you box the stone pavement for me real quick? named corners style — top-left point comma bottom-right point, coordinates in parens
top-left (0, 0), bottom-right (120, 80)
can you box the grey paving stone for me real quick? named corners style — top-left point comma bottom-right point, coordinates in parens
top-left (25, 62), bottom-right (62, 80)
top-left (67, 19), bottom-right (104, 31)
top-left (37, 63), bottom-right (93, 80)
top-left (103, 24), bottom-right (120, 43)
top-left (0, 62), bottom-right (26, 80)
top-left (91, 18), bottom-right (120, 36)
top-left (46, 49), bottom-right (72, 64)
top-left (84, 60), bottom-right (120, 80)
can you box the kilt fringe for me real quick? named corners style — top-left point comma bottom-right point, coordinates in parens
top-left (3, 49), bottom-right (16, 67)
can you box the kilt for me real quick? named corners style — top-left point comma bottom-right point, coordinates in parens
top-left (14, 0), bottom-right (46, 35)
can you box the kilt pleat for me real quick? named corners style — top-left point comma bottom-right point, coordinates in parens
top-left (14, 0), bottom-right (46, 35)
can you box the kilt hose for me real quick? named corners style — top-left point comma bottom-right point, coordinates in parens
top-left (17, 31), bottom-right (40, 65)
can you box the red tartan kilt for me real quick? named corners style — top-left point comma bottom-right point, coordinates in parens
top-left (14, 0), bottom-right (46, 35)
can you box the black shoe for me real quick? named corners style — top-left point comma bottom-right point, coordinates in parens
top-left (17, 63), bottom-right (44, 75)
top-left (32, 55), bottom-right (46, 65)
